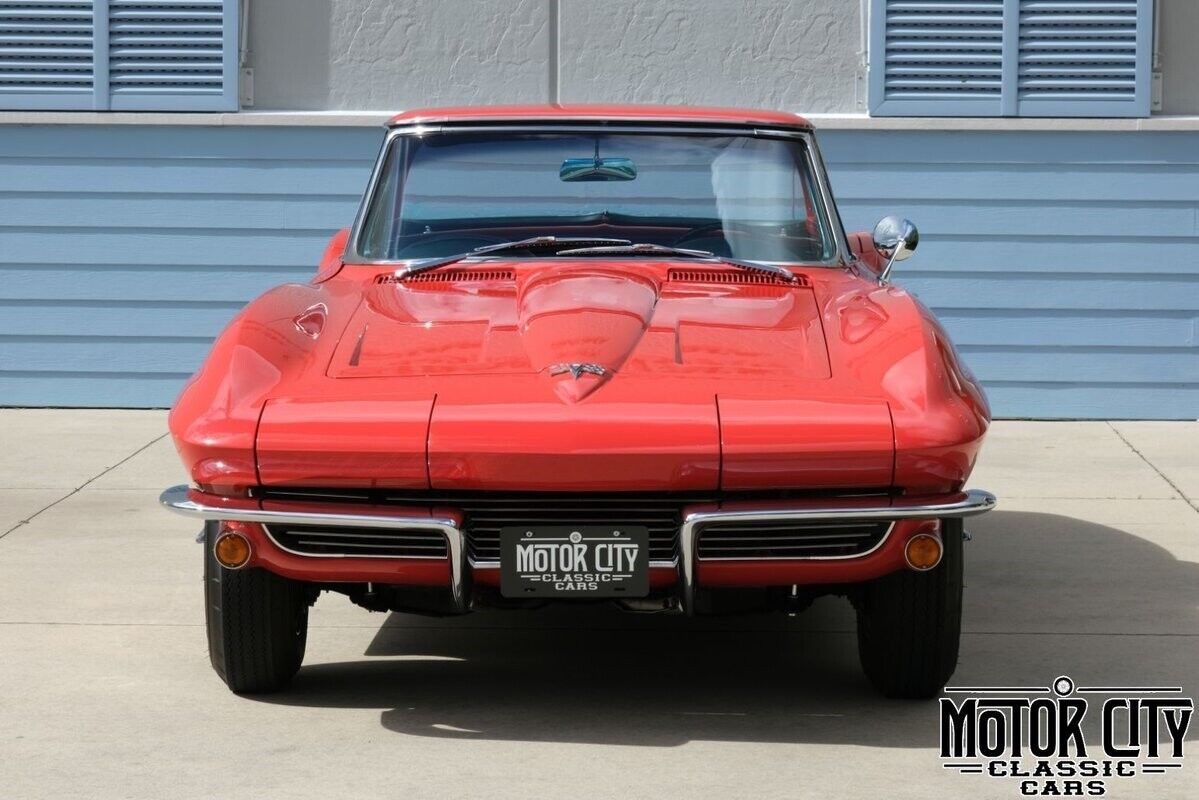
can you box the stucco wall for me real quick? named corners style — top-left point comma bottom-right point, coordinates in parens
top-left (248, 0), bottom-right (863, 112)
top-left (1159, 0), bottom-right (1199, 115)
top-left (247, 0), bottom-right (1198, 115)
top-left (248, 0), bottom-right (552, 110)
top-left (557, 0), bottom-right (860, 109)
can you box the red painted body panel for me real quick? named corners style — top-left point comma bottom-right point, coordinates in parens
top-left (846, 230), bottom-right (886, 277)
top-left (313, 227), bottom-right (349, 283)
top-left (388, 103), bottom-right (812, 129)
top-left (257, 397), bottom-right (432, 488)
top-left (428, 378), bottom-right (721, 491)
top-left (171, 263), bottom-right (992, 494)
top-left (168, 108), bottom-right (989, 595)
top-left (169, 262), bottom-right (988, 497)
top-left (718, 397), bottom-right (893, 490)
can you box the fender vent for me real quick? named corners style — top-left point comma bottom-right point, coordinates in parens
top-left (667, 269), bottom-right (807, 287)
top-left (376, 269), bottom-right (515, 284)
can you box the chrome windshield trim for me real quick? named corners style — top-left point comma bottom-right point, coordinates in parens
top-left (347, 128), bottom-right (400, 268)
top-left (346, 124), bottom-right (844, 266)
top-left (804, 132), bottom-right (851, 265)
top-left (677, 489), bottom-right (997, 615)
top-left (159, 486), bottom-right (467, 611)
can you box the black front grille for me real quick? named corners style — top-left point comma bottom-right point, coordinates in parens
top-left (460, 496), bottom-right (685, 563)
top-left (696, 520), bottom-right (892, 560)
top-left (255, 488), bottom-right (705, 563)
top-left (264, 524), bottom-right (449, 558)
top-left (254, 487), bottom-right (897, 563)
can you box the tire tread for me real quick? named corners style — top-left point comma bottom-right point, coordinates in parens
top-left (856, 518), bottom-right (964, 699)
top-left (203, 522), bottom-right (308, 694)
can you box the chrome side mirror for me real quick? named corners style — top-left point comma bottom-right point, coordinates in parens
top-left (872, 216), bottom-right (918, 284)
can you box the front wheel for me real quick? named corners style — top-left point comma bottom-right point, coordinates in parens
top-left (203, 522), bottom-right (311, 693)
top-left (854, 518), bottom-right (964, 699)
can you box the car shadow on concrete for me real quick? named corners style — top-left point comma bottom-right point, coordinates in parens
top-left (256, 510), bottom-right (1199, 748)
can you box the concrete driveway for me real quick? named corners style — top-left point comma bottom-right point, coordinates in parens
top-left (1, 411), bottom-right (1196, 799)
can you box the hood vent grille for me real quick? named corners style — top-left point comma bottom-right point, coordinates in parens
top-left (667, 268), bottom-right (807, 287)
top-left (376, 269), bottom-right (515, 285)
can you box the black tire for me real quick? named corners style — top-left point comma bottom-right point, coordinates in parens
top-left (203, 522), bottom-right (310, 693)
top-left (855, 518), bottom-right (963, 699)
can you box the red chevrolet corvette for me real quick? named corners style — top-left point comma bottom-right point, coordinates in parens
top-left (162, 105), bottom-right (994, 698)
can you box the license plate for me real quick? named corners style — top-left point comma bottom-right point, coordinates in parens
top-left (500, 525), bottom-right (650, 598)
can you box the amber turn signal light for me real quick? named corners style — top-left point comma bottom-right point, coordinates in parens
top-left (214, 532), bottom-right (252, 569)
top-left (904, 533), bottom-right (942, 571)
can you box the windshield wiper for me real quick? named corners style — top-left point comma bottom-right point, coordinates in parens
top-left (399, 235), bottom-right (632, 276)
top-left (554, 242), bottom-right (796, 282)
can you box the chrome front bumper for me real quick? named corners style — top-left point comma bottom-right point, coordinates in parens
top-left (678, 489), bottom-right (996, 612)
top-left (159, 485), bottom-right (467, 610)
top-left (161, 485), bottom-right (996, 614)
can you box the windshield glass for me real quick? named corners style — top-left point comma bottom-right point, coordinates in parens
top-left (357, 130), bottom-right (838, 263)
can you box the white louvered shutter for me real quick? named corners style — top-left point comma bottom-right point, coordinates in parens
top-left (106, 0), bottom-right (237, 110)
top-left (1016, 0), bottom-right (1149, 116)
top-left (869, 0), bottom-right (1153, 117)
top-left (0, 0), bottom-right (237, 111)
top-left (0, 1), bottom-right (96, 109)
top-left (871, 0), bottom-right (1006, 116)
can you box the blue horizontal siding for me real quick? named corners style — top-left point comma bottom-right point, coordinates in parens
top-left (1, 265), bottom-right (301, 303)
top-left (0, 159), bottom-right (367, 196)
top-left (0, 125), bottom-right (381, 411)
top-left (938, 310), bottom-right (1194, 348)
top-left (839, 201), bottom-right (1197, 240)
top-left (0, 125), bottom-right (1195, 419)
top-left (819, 131), bottom-right (1199, 165)
top-left (833, 164), bottom-right (1199, 203)
top-left (870, 238), bottom-right (1199, 275)
top-left (0, 195), bottom-right (357, 230)
top-left (826, 130), bottom-right (1197, 418)
top-left (0, 300), bottom-right (243, 338)
top-left (905, 273), bottom-right (1198, 311)
top-left (0, 229), bottom-right (341, 266)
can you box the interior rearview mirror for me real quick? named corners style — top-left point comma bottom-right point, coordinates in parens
top-left (560, 157), bottom-right (637, 182)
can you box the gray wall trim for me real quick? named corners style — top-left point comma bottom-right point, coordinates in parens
top-left (6, 111), bottom-right (1199, 131)
top-left (548, 0), bottom-right (560, 104)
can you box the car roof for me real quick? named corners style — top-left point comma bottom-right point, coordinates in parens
top-left (386, 104), bottom-right (813, 130)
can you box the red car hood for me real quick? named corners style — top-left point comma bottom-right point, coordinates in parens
top-left (255, 261), bottom-right (895, 491)
top-left (326, 262), bottom-right (831, 394)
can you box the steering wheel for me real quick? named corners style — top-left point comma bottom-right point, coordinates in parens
top-left (392, 232), bottom-right (512, 259)
top-left (671, 222), bottom-right (788, 254)
top-left (671, 222), bottom-right (728, 248)
top-left (673, 222), bottom-right (825, 261)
